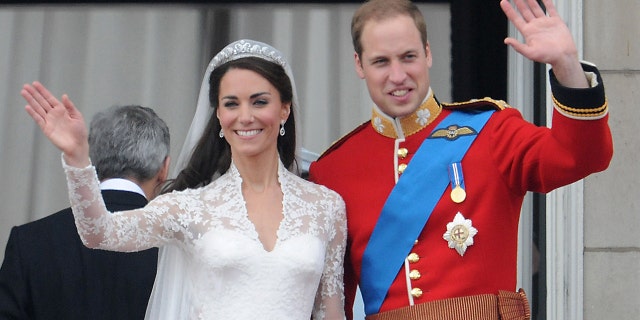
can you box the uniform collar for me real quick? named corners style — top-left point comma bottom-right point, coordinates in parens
top-left (370, 89), bottom-right (442, 139)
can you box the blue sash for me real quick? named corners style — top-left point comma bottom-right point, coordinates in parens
top-left (360, 109), bottom-right (494, 315)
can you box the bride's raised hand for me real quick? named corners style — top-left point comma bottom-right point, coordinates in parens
top-left (21, 81), bottom-right (90, 167)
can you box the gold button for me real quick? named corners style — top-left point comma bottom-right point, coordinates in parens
top-left (414, 239), bottom-right (419, 245)
top-left (398, 163), bottom-right (407, 174)
top-left (409, 269), bottom-right (421, 280)
top-left (397, 148), bottom-right (408, 159)
top-left (411, 287), bottom-right (423, 298)
top-left (407, 253), bottom-right (420, 263)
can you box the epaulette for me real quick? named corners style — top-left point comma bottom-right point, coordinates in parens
top-left (442, 97), bottom-right (511, 111)
top-left (316, 120), bottom-right (370, 161)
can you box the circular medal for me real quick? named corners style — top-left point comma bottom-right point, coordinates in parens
top-left (450, 186), bottom-right (466, 203)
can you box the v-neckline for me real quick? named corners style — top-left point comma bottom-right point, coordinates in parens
top-left (234, 162), bottom-right (286, 253)
top-left (243, 201), bottom-right (284, 253)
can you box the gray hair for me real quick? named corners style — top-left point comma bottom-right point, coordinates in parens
top-left (89, 105), bottom-right (170, 182)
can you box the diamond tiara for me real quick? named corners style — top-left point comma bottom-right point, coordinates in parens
top-left (210, 39), bottom-right (288, 71)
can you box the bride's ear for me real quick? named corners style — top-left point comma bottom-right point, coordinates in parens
top-left (281, 102), bottom-right (291, 121)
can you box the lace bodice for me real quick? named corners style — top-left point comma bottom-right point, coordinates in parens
top-left (63, 158), bottom-right (347, 319)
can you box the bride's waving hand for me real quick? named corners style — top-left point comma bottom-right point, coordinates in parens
top-left (21, 81), bottom-right (90, 168)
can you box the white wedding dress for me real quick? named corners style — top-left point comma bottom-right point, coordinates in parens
top-left (63, 158), bottom-right (346, 319)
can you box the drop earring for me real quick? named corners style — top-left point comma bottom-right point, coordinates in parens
top-left (279, 122), bottom-right (286, 136)
top-left (219, 129), bottom-right (224, 138)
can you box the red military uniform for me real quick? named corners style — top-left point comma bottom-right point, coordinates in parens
top-left (308, 64), bottom-right (613, 319)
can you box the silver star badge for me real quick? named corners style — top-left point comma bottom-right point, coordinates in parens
top-left (443, 212), bottom-right (478, 256)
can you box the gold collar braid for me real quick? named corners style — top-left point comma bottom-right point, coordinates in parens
top-left (370, 94), bottom-right (442, 139)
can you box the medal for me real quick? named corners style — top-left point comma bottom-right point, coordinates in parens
top-left (448, 162), bottom-right (466, 203)
top-left (451, 185), bottom-right (466, 203)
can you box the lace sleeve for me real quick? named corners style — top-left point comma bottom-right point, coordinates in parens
top-left (313, 192), bottom-right (347, 320)
top-left (62, 155), bottom-right (193, 252)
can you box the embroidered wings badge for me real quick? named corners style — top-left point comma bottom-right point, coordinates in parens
top-left (429, 125), bottom-right (477, 141)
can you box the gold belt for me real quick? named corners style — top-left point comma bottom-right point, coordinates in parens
top-left (365, 288), bottom-right (531, 320)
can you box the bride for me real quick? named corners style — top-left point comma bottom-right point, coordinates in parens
top-left (21, 39), bottom-right (346, 320)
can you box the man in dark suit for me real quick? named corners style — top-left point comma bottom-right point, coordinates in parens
top-left (0, 105), bottom-right (171, 319)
